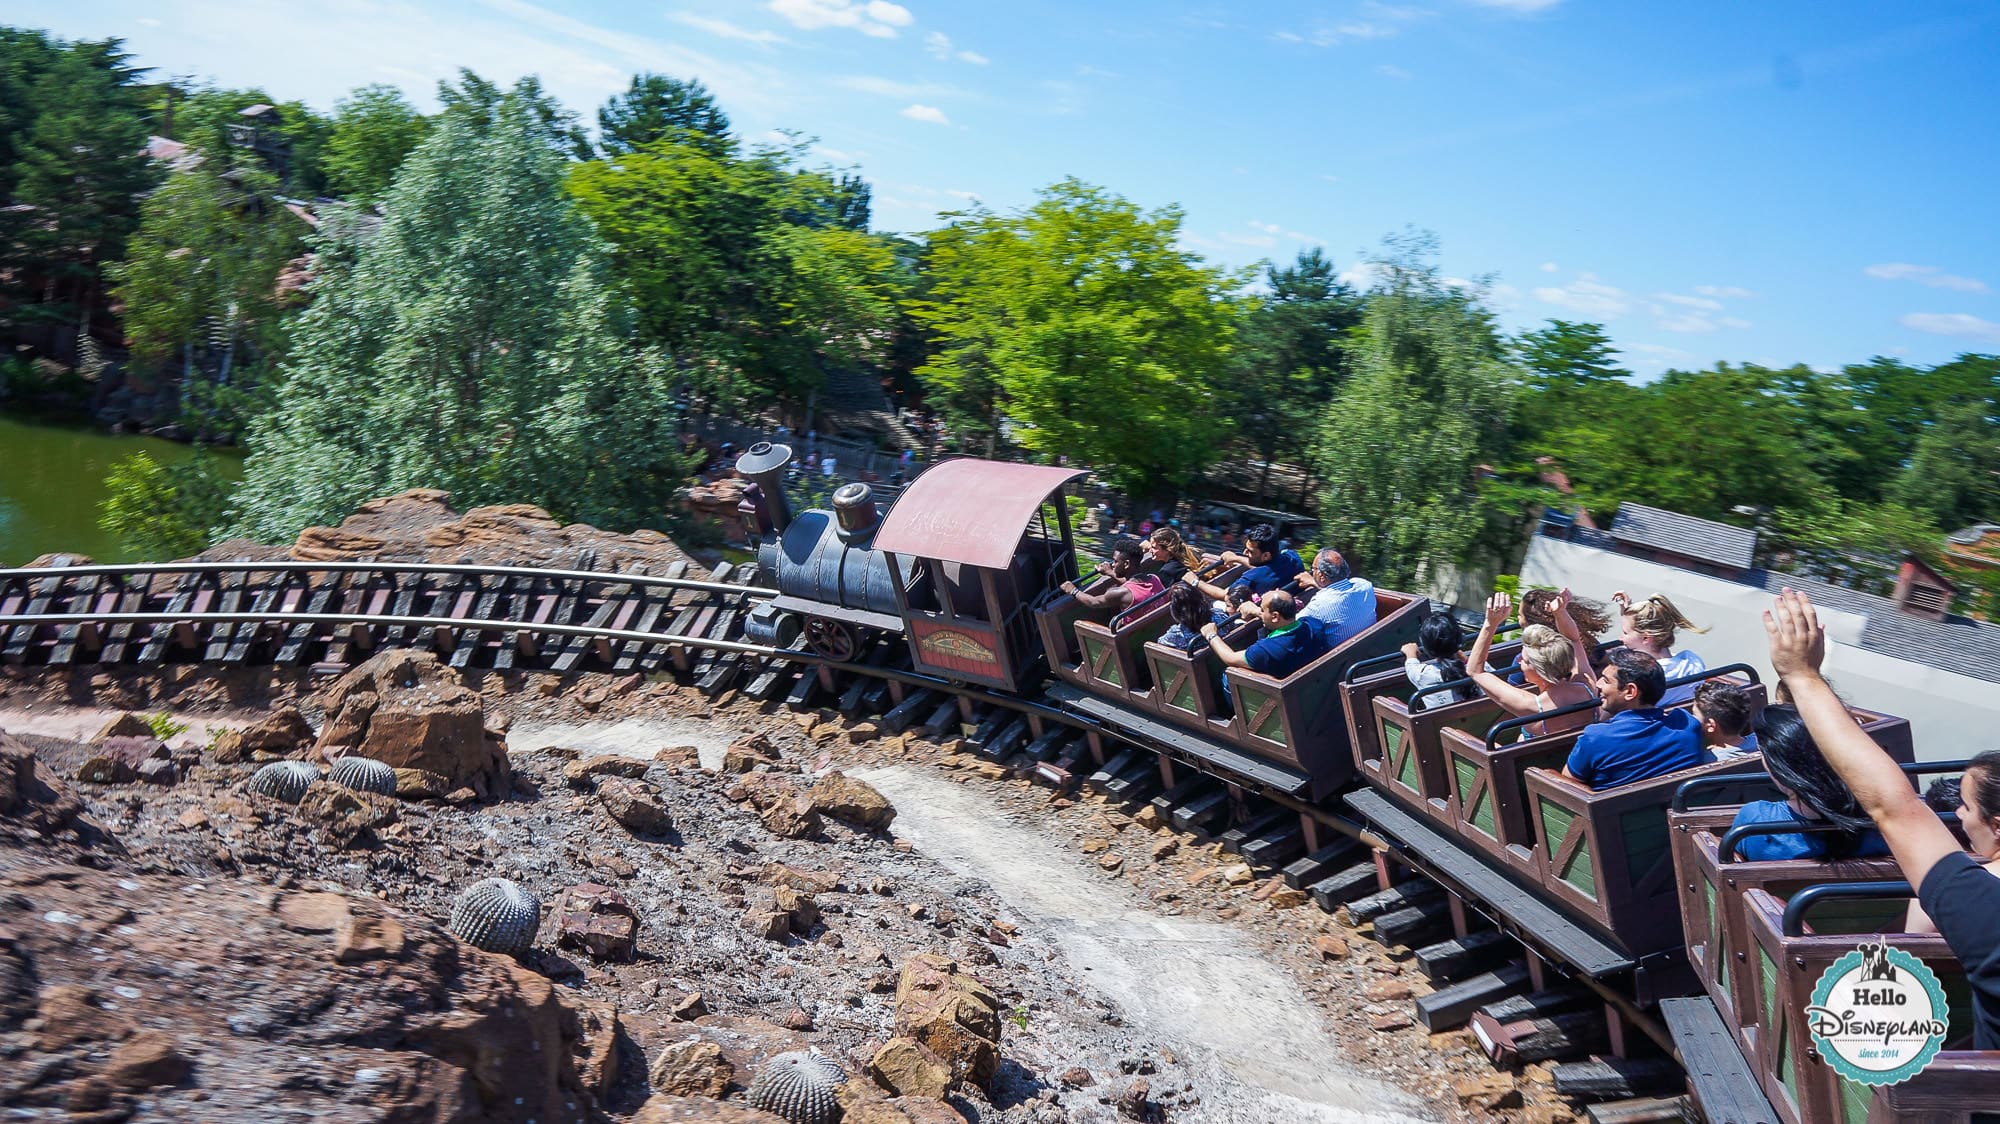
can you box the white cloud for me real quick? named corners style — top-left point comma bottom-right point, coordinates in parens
top-left (137, 16), bottom-right (163, 27)
top-left (1278, 22), bottom-right (1401, 46)
top-left (841, 75), bottom-right (957, 98)
top-left (1533, 273), bottom-right (1629, 317)
top-left (669, 12), bottom-right (787, 45)
top-left (769, 0), bottom-right (913, 38)
top-left (1655, 292), bottom-right (1723, 312)
top-left (1376, 63), bottom-right (1413, 79)
top-left (1656, 312), bottom-right (1720, 334)
top-left (1694, 284), bottom-right (1755, 298)
top-left (816, 145), bottom-right (867, 163)
top-left (925, 31), bottom-right (989, 64)
top-left (1865, 263), bottom-right (1989, 294)
top-left (1221, 231), bottom-right (1279, 248)
top-left (1465, 0), bottom-right (1564, 12)
top-left (1538, 261), bottom-right (1559, 273)
top-left (1901, 312), bottom-right (2000, 344)
top-left (900, 103), bottom-right (950, 125)
top-left (1319, 174), bottom-right (1340, 183)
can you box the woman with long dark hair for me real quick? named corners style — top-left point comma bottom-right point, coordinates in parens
top-left (1401, 611), bottom-right (1475, 710)
top-left (1727, 704), bottom-right (1888, 861)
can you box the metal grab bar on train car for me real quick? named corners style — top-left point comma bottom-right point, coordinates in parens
top-left (1675, 759), bottom-right (1974, 813)
top-left (1342, 628), bottom-right (1521, 684)
top-left (1475, 661), bottom-right (1760, 753)
top-left (1692, 662), bottom-right (1762, 686)
top-left (1780, 881), bottom-right (1914, 937)
top-left (1721, 818), bottom-right (1876, 863)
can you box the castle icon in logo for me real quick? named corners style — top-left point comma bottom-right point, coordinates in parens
top-left (1857, 941), bottom-right (1900, 983)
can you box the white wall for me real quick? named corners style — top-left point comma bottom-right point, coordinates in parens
top-left (1522, 537), bottom-right (1999, 762)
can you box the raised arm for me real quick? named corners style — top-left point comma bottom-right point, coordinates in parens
top-left (1468, 593), bottom-right (1541, 717)
top-left (1201, 620), bottom-right (1251, 670)
top-left (1061, 577), bottom-right (1129, 612)
top-left (1766, 589), bottom-right (1959, 888)
top-left (1548, 587), bottom-right (1597, 685)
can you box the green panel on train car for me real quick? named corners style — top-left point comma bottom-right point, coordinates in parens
top-left (1539, 797), bottom-right (1595, 897)
top-left (1839, 1073), bottom-right (1871, 1124)
top-left (1245, 689), bottom-right (1285, 744)
top-left (1620, 808), bottom-right (1670, 886)
top-left (1164, 665), bottom-right (1195, 712)
top-left (1703, 875), bottom-right (1730, 997)
top-left (1383, 724), bottom-right (1413, 788)
top-left (1082, 635), bottom-right (1120, 686)
top-left (1760, 945), bottom-right (1798, 1105)
top-left (1455, 755), bottom-right (1495, 835)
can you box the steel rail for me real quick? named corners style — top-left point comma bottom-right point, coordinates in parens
top-left (0, 559), bottom-right (777, 599)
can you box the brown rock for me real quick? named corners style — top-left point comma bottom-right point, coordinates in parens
top-left (1311, 935), bottom-right (1349, 960)
top-left (1118, 1078), bottom-right (1152, 1119)
top-left (92, 712), bottom-right (156, 741)
top-left (749, 909), bottom-right (791, 941)
top-left (669, 991), bottom-right (709, 1020)
top-left (720, 732), bottom-right (779, 773)
top-left (765, 863), bottom-right (841, 894)
top-left (598, 777), bottom-right (673, 836)
top-left (313, 650), bottom-right (508, 796)
top-left (1132, 805), bottom-right (1163, 830)
top-left (1149, 836), bottom-right (1179, 860)
top-left (332, 910), bottom-right (406, 963)
top-left (75, 753), bottom-right (137, 784)
top-left (1080, 838), bottom-right (1108, 854)
top-left (1364, 980), bottom-right (1414, 1002)
top-left (846, 720), bottom-right (882, 743)
top-left (1098, 854), bottom-right (1124, 873)
top-left (1222, 863), bottom-right (1255, 886)
top-left (298, 781), bottom-right (398, 846)
top-left (893, 954), bottom-right (1002, 1086)
top-left (773, 885), bottom-right (820, 932)
top-left (869, 1036), bottom-right (953, 1099)
top-left (393, 767), bottom-right (450, 799)
top-left (1268, 888), bottom-right (1309, 909)
top-left (761, 795), bottom-right (822, 840)
top-left (1370, 1013), bottom-right (1412, 1032)
top-left (0, 735), bottom-right (86, 835)
top-left (807, 771), bottom-right (897, 831)
top-left (556, 883), bottom-right (641, 962)
top-left (648, 1038), bottom-right (734, 1098)
top-left (654, 745), bottom-right (701, 768)
top-left (35, 985), bottom-right (130, 1050)
top-left (781, 1008), bottom-right (815, 1031)
top-left (573, 1000), bottom-right (622, 1097)
top-left (275, 891), bottom-right (351, 933)
top-left (236, 706), bottom-right (314, 756)
top-left (136, 757), bottom-right (179, 785)
top-left (563, 754), bottom-right (649, 788)
top-left (1058, 1066), bottom-right (1095, 1088)
top-left (1453, 1073), bottom-right (1523, 1110)
top-left (103, 1031), bottom-right (190, 1089)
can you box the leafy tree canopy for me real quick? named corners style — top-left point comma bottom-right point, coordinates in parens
top-left (1226, 246), bottom-right (1363, 488)
top-left (99, 448), bottom-right (233, 560)
top-left (907, 177), bottom-right (1240, 495)
top-left (322, 83), bottom-right (429, 202)
top-left (597, 72), bottom-right (731, 158)
top-left (227, 78), bottom-right (688, 541)
top-left (1513, 319), bottom-right (1627, 388)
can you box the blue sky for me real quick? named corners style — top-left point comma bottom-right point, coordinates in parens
top-left (20, 0), bottom-right (2000, 376)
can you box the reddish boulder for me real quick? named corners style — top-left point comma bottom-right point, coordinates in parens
top-left (313, 651), bottom-right (508, 797)
top-left (556, 883), bottom-right (641, 962)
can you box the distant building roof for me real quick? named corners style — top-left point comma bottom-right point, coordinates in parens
top-left (1609, 503), bottom-right (1759, 570)
top-left (1946, 524), bottom-right (2000, 570)
top-left (1748, 569), bottom-right (2000, 684)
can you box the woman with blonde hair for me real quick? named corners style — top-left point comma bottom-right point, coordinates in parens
top-left (1613, 589), bottom-right (1708, 704)
top-left (1520, 587), bottom-right (1614, 641)
top-left (1467, 589), bottom-right (1596, 737)
top-left (1144, 525), bottom-right (1204, 584)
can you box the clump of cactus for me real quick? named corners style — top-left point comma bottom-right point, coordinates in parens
top-left (330, 755), bottom-right (397, 796)
top-left (449, 878), bottom-right (540, 957)
top-left (746, 1050), bottom-right (846, 1124)
top-left (248, 760), bottom-right (321, 803)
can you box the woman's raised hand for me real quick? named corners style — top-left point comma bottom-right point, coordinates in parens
top-left (1483, 591), bottom-right (1512, 629)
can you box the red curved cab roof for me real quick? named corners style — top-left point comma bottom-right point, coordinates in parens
top-left (874, 459), bottom-right (1086, 570)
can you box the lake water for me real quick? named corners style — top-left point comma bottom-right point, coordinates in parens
top-left (0, 416), bottom-right (241, 565)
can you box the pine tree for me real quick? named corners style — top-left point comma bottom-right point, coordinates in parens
top-left (597, 73), bottom-right (732, 158)
top-left (227, 80), bottom-right (687, 542)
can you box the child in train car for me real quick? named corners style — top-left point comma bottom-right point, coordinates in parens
top-left (1692, 680), bottom-right (1759, 760)
top-left (1611, 590), bottom-right (1708, 704)
top-left (1726, 704), bottom-right (1888, 861)
top-left (1156, 581), bottom-right (1212, 652)
top-left (1906, 751), bottom-right (2000, 934)
top-left (1464, 591), bottom-right (1595, 737)
top-left (1401, 612), bottom-right (1476, 710)
top-left (1766, 589), bottom-right (2000, 1051)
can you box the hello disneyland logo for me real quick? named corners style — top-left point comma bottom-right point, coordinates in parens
top-left (1805, 941), bottom-right (1950, 1084)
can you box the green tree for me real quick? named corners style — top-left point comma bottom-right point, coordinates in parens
top-left (567, 138), bottom-right (904, 412)
top-left (227, 79), bottom-right (689, 542)
top-left (597, 73), bottom-right (731, 157)
top-left (437, 68), bottom-right (589, 159)
top-left (169, 86), bottom-right (331, 193)
top-left (1891, 395), bottom-right (2000, 531)
top-left (1513, 319), bottom-right (1627, 388)
top-left (322, 83), bottom-right (428, 202)
top-left (1, 36), bottom-right (155, 337)
top-left (906, 178), bottom-right (1239, 494)
top-left (0, 27), bottom-right (64, 199)
top-left (99, 448), bottom-right (233, 559)
top-left (1767, 497), bottom-right (1943, 594)
top-left (1312, 241), bottom-right (1516, 588)
top-left (109, 159), bottom-right (307, 438)
top-left (1227, 247), bottom-right (1362, 498)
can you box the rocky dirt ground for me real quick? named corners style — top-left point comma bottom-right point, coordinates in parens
top-left (0, 496), bottom-right (1581, 1122)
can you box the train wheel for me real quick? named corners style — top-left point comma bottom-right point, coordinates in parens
top-left (805, 618), bottom-right (861, 662)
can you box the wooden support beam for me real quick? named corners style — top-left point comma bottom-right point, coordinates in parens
top-left (1552, 1057), bottom-right (1683, 1100)
top-left (1414, 963), bottom-right (1531, 1032)
top-left (1374, 898), bottom-right (1455, 949)
top-left (1414, 929), bottom-right (1514, 982)
top-left (1585, 1097), bottom-right (1694, 1124)
top-left (1282, 837), bottom-right (1364, 890)
top-left (1307, 861), bottom-right (1385, 912)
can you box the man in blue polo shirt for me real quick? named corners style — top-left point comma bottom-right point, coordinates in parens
top-left (1188, 522), bottom-right (1303, 605)
top-left (1202, 590), bottom-right (1328, 699)
top-left (1562, 648), bottom-right (1708, 789)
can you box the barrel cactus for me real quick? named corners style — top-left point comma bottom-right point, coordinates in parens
top-left (330, 755), bottom-right (397, 796)
top-left (248, 760), bottom-right (321, 803)
top-left (746, 1050), bottom-right (846, 1124)
top-left (449, 878), bottom-right (540, 957)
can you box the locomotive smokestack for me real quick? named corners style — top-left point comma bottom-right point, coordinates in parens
top-left (832, 482), bottom-right (880, 539)
top-left (734, 442), bottom-right (794, 533)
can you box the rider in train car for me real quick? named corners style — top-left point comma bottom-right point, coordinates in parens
top-left (1057, 538), bottom-right (1162, 617)
top-left (1198, 589), bottom-right (1329, 701)
top-left (1725, 704), bottom-right (1887, 861)
top-left (1463, 589), bottom-right (1595, 737)
top-left (1907, 750), bottom-right (2000, 935)
top-left (1766, 589), bottom-right (2000, 1050)
top-left (1612, 590), bottom-right (1709, 704)
top-left (1560, 647), bottom-right (1709, 789)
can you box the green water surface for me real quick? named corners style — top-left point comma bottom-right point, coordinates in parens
top-left (0, 416), bottom-right (241, 565)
